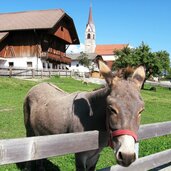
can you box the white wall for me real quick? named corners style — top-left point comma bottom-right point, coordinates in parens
top-left (71, 60), bottom-right (79, 67)
top-left (0, 57), bottom-right (43, 69)
top-left (101, 55), bottom-right (118, 61)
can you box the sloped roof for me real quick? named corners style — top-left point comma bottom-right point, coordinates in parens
top-left (86, 6), bottom-right (95, 32)
top-left (0, 9), bottom-right (65, 31)
top-left (95, 44), bottom-right (128, 55)
top-left (0, 32), bottom-right (9, 42)
top-left (87, 6), bottom-right (94, 25)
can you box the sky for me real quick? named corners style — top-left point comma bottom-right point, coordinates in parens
top-left (0, 0), bottom-right (171, 57)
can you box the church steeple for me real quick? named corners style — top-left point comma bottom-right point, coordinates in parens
top-left (87, 5), bottom-right (94, 25)
top-left (85, 4), bottom-right (96, 53)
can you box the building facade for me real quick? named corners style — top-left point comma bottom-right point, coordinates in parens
top-left (0, 9), bottom-right (79, 70)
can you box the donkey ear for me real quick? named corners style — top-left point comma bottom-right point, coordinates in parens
top-left (98, 60), bottom-right (113, 86)
top-left (132, 66), bottom-right (146, 89)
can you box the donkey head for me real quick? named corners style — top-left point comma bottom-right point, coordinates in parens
top-left (98, 60), bottom-right (145, 167)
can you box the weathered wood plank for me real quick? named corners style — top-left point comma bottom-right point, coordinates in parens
top-left (0, 68), bottom-right (72, 77)
top-left (0, 121), bottom-right (171, 167)
top-left (99, 122), bottom-right (171, 170)
top-left (99, 149), bottom-right (171, 171)
top-left (138, 121), bottom-right (171, 140)
top-left (146, 81), bottom-right (171, 88)
top-left (0, 131), bottom-right (98, 165)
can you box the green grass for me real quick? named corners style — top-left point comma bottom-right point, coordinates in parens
top-left (141, 85), bottom-right (171, 124)
top-left (0, 77), bottom-right (171, 170)
top-left (139, 84), bottom-right (171, 158)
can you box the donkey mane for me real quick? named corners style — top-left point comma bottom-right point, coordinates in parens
top-left (93, 67), bottom-right (135, 92)
top-left (114, 67), bottom-right (135, 80)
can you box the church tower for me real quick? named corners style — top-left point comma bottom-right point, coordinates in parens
top-left (85, 5), bottom-right (96, 53)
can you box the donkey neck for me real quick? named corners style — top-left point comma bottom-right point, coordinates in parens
top-left (87, 86), bottom-right (110, 119)
top-left (88, 86), bottom-right (110, 103)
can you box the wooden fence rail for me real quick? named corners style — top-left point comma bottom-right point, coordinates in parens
top-left (0, 131), bottom-right (98, 165)
top-left (0, 121), bottom-right (171, 170)
top-left (146, 80), bottom-right (171, 89)
top-left (99, 121), bottom-right (171, 171)
top-left (138, 121), bottom-right (171, 140)
top-left (0, 68), bottom-right (72, 77)
top-left (100, 149), bottom-right (171, 171)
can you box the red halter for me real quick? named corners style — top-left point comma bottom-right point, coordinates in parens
top-left (112, 129), bottom-right (138, 141)
top-left (109, 129), bottom-right (138, 148)
top-left (106, 111), bottom-right (138, 148)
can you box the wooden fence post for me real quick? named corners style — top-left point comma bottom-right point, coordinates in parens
top-left (32, 69), bottom-right (35, 78)
top-left (41, 70), bottom-right (43, 78)
top-left (9, 67), bottom-right (12, 78)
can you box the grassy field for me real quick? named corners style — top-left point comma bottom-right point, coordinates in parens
top-left (0, 76), bottom-right (171, 170)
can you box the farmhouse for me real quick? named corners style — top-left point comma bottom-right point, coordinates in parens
top-left (0, 9), bottom-right (79, 69)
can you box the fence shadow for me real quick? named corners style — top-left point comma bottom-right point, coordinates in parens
top-left (16, 159), bottom-right (61, 171)
top-left (151, 162), bottom-right (171, 171)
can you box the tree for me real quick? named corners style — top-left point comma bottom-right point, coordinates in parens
top-left (113, 42), bottom-right (170, 89)
top-left (77, 52), bottom-right (90, 68)
top-left (166, 67), bottom-right (171, 79)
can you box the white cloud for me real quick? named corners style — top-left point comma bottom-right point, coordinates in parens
top-left (128, 44), bottom-right (134, 49)
top-left (66, 43), bottom-right (85, 54)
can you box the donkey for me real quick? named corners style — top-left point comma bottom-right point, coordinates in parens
top-left (23, 60), bottom-right (145, 170)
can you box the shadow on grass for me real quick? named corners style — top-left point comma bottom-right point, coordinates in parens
top-left (16, 159), bottom-right (61, 171)
top-left (142, 86), bottom-right (157, 92)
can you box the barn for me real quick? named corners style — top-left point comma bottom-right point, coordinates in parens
top-left (0, 9), bottom-right (79, 70)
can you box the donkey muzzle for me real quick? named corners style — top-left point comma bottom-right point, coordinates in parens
top-left (113, 135), bottom-right (136, 167)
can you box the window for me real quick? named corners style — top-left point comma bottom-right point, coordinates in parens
top-left (61, 27), bottom-right (63, 31)
top-left (9, 62), bottom-right (14, 67)
top-left (76, 64), bottom-right (79, 67)
top-left (43, 62), bottom-right (46, 68)
top-left (27, 62), bottom-right (32, 68)
top-left (48, 63), bottom-right (51, 69)
top-left (87, 33), bottom-right (91, 39)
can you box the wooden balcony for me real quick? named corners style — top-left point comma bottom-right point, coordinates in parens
top-left (41, 51), bottom-right (71, 64)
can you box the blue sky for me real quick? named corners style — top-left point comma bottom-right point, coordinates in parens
top-left (0, 0), bottom-right (171, 57)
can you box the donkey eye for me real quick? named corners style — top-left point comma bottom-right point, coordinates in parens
top-left (139, 108), bottom-right (144, 113)
top-left (108, 106), bottom-right (117, 114)
top-left (138, 108), bottom-right (144, 116)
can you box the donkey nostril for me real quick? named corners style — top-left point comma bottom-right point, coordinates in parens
top-left (118, 151), bottom-right (123, 161)
top-left (117, 151), bottom-right (136, 167)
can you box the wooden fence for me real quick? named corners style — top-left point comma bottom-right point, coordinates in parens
top-left (146, 80), bottom-right (171, 89)
top-left (0, 131), bottom-right (99, 165)
top-left (100, 121), bottom-right (171, 171)
top-left (0, 67), bottom-right (72, 77)
top-left (0, 121), bottom-right (171, 170)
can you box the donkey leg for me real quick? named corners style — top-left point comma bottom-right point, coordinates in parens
top-left (35, 159), bottom-right (46, 171)
top-left (75, 153), bottom-right (87, 171)
top-left (86, 152), bottom-right (100, 171)
top-left (75, 150), bottom-right (100, 171)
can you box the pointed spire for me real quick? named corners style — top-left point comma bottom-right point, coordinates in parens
top-left (87, 4), bottom-right (94, 25)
